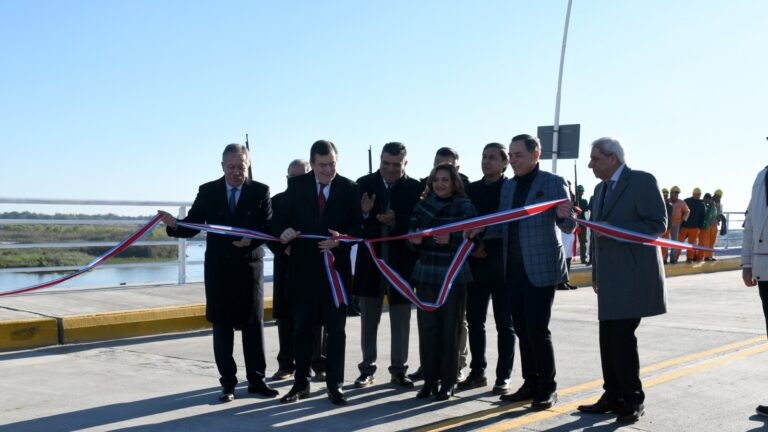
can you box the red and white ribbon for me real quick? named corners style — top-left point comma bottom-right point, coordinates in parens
top-left (575, 218), bottom-right (715, 252)
top-left (177, 223), bottom-right (349, 307)
top-left (365, 239), bottom-right (474, 311)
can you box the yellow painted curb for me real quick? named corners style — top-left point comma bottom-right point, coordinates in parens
top-left (61, 304), bottom-right (210, 344)
top-left (60, 298), bottom-right (274, 344)
top-left (664, 257), bottom-right (740, 277)
top-left (0, 317), bottom-right (58, 352)
top-left (568, 257), bottom-right (739, 287)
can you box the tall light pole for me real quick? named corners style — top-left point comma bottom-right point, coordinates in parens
top-left (551, 0), bottom-right (573, 174)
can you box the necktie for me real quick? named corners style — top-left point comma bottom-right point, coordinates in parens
top-left (228, 188), bottom-right (238, 213)
top-left (599, 180), bottom-right (613, 218)
top-left (318, 183), bottom-right (328, 216)
top-left (383, 182), bottom-right (392, 212)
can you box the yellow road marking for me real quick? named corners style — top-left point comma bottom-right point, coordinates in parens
top-left (414, 336), bottom-right (767, 432)
top-left (478, 343), bottom-right (768, 431)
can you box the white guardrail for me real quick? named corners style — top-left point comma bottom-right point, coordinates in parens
top-left (0, 197), bottom-right (743, 288)
top-left (0, 198), bottom-right (272, 286)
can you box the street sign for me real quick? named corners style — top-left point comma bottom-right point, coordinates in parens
top-left (537, 124), bottom-right (580, 159)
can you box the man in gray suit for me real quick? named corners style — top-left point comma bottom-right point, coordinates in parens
top-left (494, 134), bottom-right (575, 409)
top-left (577, 137), bottom-right (667, 424)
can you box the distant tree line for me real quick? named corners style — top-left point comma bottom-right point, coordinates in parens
top-left (0, 222), bottom-right (179, 268)
top-left (0, 212), bottom-right (153, 220)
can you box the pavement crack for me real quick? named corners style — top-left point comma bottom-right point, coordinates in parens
top-left (0, 304), bottom-right (58, 319)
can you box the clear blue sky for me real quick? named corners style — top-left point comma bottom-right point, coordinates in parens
top-left (1, 1), bottom-right (766, 217)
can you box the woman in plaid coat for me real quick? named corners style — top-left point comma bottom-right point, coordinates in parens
top-left (409, 164), bottom-right (477, 401)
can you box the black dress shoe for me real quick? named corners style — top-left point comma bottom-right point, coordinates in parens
top-left (327, 388), bottom-right (348, 406)
top-left (615, 403), bottom-right (644, 423)
top-left (219, 388), bottom-right (235, 403)
top-left (354, 373), bottom-right (375, 388)
top-left (272, 369), bottom-right (294, 380)
top-left (391, 373), bottom-right (415, 388)
top-left (756, 405), bottom-right (768, 417)
top-left (312, 371), bottom-right (327, 382)
top-left (408, 367), bottom-right (423, 382)
top-left (457, 373), bottom-right (487, 391)
top-left (248, 380), bottom-right (279, 398)
top-left (577, 397), bottom-right (624, 414)
top-left (492, 379), bottom-right (510, 395)
top-left (499, 384), bottom-right (535, 402)
top-left (435, 384), bottom-right (456, 401)
top-left (532, 391), bottom-right (558, 410)
top-left (416, 382), bottom-right (439, 399)
top-left (280, 385), bottom-right (310, 403)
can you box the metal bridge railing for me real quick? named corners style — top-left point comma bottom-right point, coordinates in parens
top-left (0, 198), bottom-right (198, 286)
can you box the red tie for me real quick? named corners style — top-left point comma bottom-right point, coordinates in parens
top-left (318, 183), bottom-right (327, 216)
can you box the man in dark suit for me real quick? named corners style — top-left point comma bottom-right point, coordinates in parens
top-left (273, 140), bottom-right (363, 406)
top-left (577, 137), bottom-right (667, 424)
top-left (353, 142), bottom-right (422, 389)
top-left (271, 159), bottom-right (328, 382)
top-left (159, 143), bottom-right (278, 402)
top-left (460, 142), bottom-right (513, 395)
top-left (494, 134), bottom-right (574, 409)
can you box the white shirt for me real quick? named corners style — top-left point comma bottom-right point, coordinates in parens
top-left (315, 177), bottom-right (331, 199)
top-left (607, 163), bottom-right (626, 190)
top-left (225, 183), bottom-right (242, 205)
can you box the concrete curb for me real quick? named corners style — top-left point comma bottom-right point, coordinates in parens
top-left (0, 317), bottom-right (59, 351)
top-left (61, 304), bottom-right (210, 344)
top-left (0, 262), bottom-right (738, 352)
top-left (569, 257), bottom-right (740, 287)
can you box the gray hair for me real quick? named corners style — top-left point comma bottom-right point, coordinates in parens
top-left (591, 137), bottom-right (625, 164)
top-left (287, 158), bottom-right (310, 174)
top-left (222, 143), bottom-right (250, 163)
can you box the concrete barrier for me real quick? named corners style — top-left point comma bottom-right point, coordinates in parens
top-left (0, 261), bottom-right (739, 351)
top-left (568, 257), bottom-right (740, 287)
top-left (60, 304), bottom-right (210, 344)
top-left (0, 317), bottom-right (59, 351)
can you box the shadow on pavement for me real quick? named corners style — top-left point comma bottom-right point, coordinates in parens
top-left (0, 330), bottom-right (211, 361)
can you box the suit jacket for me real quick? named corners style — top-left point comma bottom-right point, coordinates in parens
top-left (270, 190), bottom-right (290, 320)
top-left (167, 177), bottom-right (271, 326)
top-left (489, 169), bottom-right (575, 287)
top-left (272, 171), bottom-right (363, 305)
top-left (353, 171), bottom-right (422, 304)
top-left (741, 167), bottom-right (768, 281)
top-left (591, 166), bottom-right (668, 320)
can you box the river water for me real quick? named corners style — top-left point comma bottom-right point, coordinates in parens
top-left (0, 243), bottom-right (274, 294)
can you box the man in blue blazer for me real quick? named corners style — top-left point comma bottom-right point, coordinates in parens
top-left (493, 134), bottom-right (575, 409)
top-left (577, 137), bottom-right (667, 424)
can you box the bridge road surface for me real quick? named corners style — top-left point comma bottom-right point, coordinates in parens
top-left (1, 270), bottom-right (767, 432)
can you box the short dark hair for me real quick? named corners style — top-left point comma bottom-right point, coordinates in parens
top-left (382, 142), bottom-right (407, 157)
top-left (483, 142), bottom-right (508, 162)
top-left (435, 147), bottom-right (459, 162)
top-left (310, 140), bottom-right (338, 163)
top-left (510, 134), bottom-right (541, 153)
top-left (423, 163), bottom-right (467, 199)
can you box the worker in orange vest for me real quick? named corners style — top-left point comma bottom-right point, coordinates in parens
top-left (668, 186), bottom-right (690, 264)
top-left (703, 189), bottom-right (723, 260)
top-left (679, 187), bottom-right (705, 262)
top-left (698, 193), bottom-right (717, 260)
